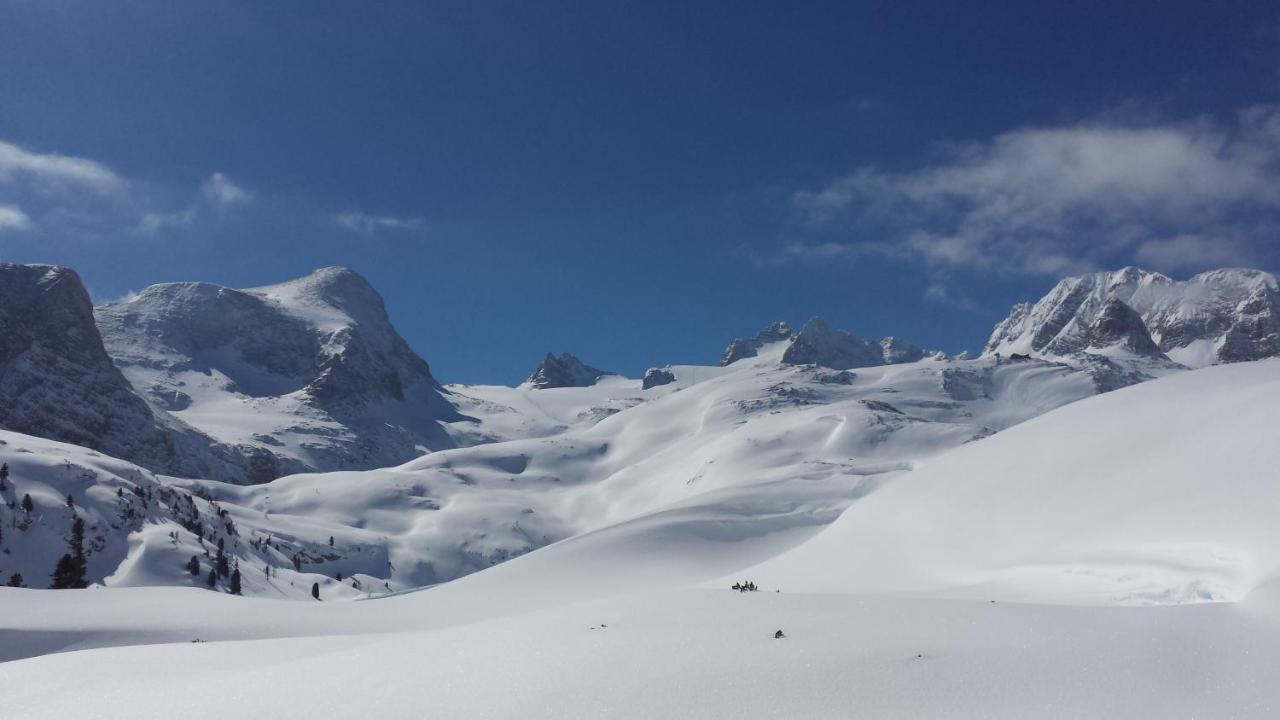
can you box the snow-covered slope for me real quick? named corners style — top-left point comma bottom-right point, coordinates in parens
top-left (748, 359), bottom-right (1280, 605)
top-left (4, 361), bottom-right (1280, 719)
top-left (986, 266), bottom-right (1280, 367)
top-left (0, 349), bottom-right (1100, 600)
top-left (95, 267), bottom-right (463, 481)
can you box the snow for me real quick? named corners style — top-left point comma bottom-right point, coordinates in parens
top-left (4, 345), bottom-right (1280, 715)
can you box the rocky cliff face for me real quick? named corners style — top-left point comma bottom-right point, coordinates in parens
top-left (985, 267), bottom-right (1280, 367)
top-left (719, 322), bottom-right (793, 366)
top-left (95, 267), bottom-right (461, 480)
top-left (525, 353), bottom-right (615, 389)
top-left (0, 264), bottom-right (245, 480)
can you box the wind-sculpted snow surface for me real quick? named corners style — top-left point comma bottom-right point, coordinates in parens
top-left (5, 361), bottom-right (1280, 719)
top-left (0, 351), bottom-right (1098, 603)
top-left (747, 359), bottom-right (1280, 605)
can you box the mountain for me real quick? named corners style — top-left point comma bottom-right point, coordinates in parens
top-left (719, 321), bottom-right (794, 365)
top-left (721, 318), bottom-right (926, 370)
top-left (94, 267), bottom-right (463, 481)
top-left (985, 267), bottom-right (1280, 366)
top-left (524, 352), bottom-right (616, 389)
top-left (0, 263), bottom-right (244, 481)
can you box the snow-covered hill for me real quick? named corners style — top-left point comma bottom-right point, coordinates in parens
top-left (4, 360), bottom-right (1280, 719)
top-left (95, 267), bottom-right (464, 481)
top-left (0, 340), bottom-right (1101, 599)
top-left (986, 266), bottom-right (1280, 367)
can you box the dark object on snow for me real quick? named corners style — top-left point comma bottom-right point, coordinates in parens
top-left (774, 629), bottom-right (785, 639)
top-left (311, 582), bottom-right (320, 600)
top-left (731, 580), bottom-right (758, 592)
top-left (642, 367), bottom-right (676, 390)
top-left (1009, 353), bottom-right (1032, 361)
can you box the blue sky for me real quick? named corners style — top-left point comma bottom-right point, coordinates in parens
top-left (2, 1), bottom-right (1279, 384)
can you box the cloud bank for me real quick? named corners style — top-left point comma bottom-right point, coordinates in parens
top-left (791, 105), bottom-right (1280, 276)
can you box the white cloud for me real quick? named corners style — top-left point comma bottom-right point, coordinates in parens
top-left (137, 207), bottom-right (197, 235)
top-left (791, 105), bottom-right (1280, 275)
top-left (0, 204), bottom-right (32, 232)
top-left (332, 209), bottom-right (424, 234)
top-left (200, 172), bottom-right (253, 208)
top-left (1134, 234), bottom-right (1255, 272)
top-left (137, 173), bottom-right (252, 234)
top-left (0, 139), bottom-right (126, 194)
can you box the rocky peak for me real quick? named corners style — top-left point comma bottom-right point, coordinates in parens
top-left (526, 353), bottom-right (615, 389)
top-left (879, 336), bottom-right (926, 364)
top-left (780, 317), bottom-right (885, 370)
top-left (719, 321), bottom-right (795, 366)
top-left (985, 266), bottom-right (1280, 367)
top-left (95, 267), bottom-right (459, 479)
top-left (0, 263), bottom-right (245, 481)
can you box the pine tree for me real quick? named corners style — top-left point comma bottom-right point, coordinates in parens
top-left (21, 493), bottom-right (33, 513)
top-left (206, 568), bottom-right (217, 588)
top-left (6, 572), bottom-right (25, 588)
top-left (311, 582), bottom-right (320, 600)
top-left (216, 549), bottom-right (230, 578)
top-left (65, 493), bottom-right (74, 508)
top-left (185, 555), bottom-right (201, 576)
top-left (229, 566), bottom-right (242, 595)
top-left (0, 462), bottom-right (8, 491)
top-left (329, 536), bottom-right (334, 547)
top-left (50, 517), bottom-right (88, 589)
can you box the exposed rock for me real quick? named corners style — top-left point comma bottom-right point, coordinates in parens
top-left (526, 353), bottom-right (615, 389)
top-left (984, 267), bottom-right (1280, 367)
top-left (719, 322), bottom-right (793, 366)
top-left (781, 317), bottom-right (884, 370)
top-left (95, 266), bottom-right (462, 480)
top-left (641, 367), bottom-right (676, 389)
top-left (880, 336), bottom-right (926, 364)
top-left (0, 263), bottom-right (245, 481)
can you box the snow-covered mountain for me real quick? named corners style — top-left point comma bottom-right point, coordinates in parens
top-left (0, 263), bottom-right (245, 482)
top-left (721, 317), bottom-right (926, 369)
top-left (523, 352), bottom-right (616, 389)
top-left (94, 267), bottom-right (464, 481)
top-left (985, 267), bottom-right (1280, 367)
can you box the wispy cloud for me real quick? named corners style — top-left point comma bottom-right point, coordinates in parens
top-left (0, 139), bottom-right (126, 194)
top-left (790, 105), bottom-right (1280, 275)
top-left (0, 204), bottom-right (32, 232)
top-left (137, 172), bottom-right (252, 234)
top-left (200, 172), bottom-right (253, 208)
top-left (331, 209), bottom-right (424, 235)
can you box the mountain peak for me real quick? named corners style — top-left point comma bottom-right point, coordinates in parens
top-left (526, 352), bottom-right (615, 389)
top-left (985, 266), bottom-right (1279, 367)
top-left (719, 321), bottom-right (796, 366)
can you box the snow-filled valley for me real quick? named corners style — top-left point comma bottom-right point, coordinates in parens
top-left (2, 262), bottom-right (1280, 718)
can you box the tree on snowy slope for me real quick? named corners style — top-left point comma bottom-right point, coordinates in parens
top-left (6, 573), bottom-right (25, 587)
top-left (49, 517), bottom-right (88, 589)
top-left (229, 566), bottom-right (242, 595)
